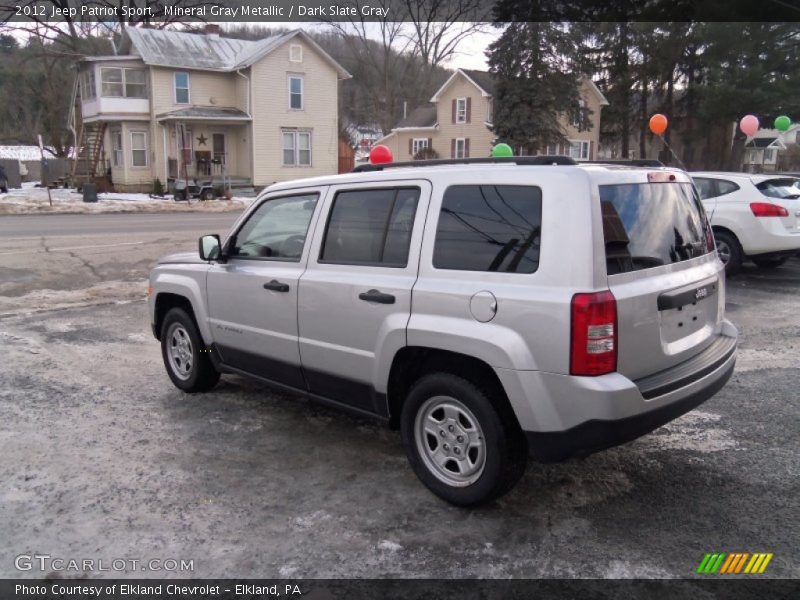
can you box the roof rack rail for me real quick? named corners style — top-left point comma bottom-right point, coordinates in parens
top-left (583, 159), bottom-right (665, 167)
top-left (352, 155), bottom-right (577, 172)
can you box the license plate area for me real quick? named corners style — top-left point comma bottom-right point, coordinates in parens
top-left (657, 279), bottom-right (719, 344)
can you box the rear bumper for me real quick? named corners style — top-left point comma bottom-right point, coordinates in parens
top-left (741, 220), bottom-right (800, 255)
top-left (495, 322), bottom-right (738, 462)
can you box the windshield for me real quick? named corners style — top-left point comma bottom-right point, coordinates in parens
top-left (756, 178), bottom-right (800, 199)
top-left (600, 182), bottom-right (713, 275)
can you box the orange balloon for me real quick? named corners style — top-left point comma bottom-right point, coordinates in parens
top-left (649, 113), bottom-right (668, 135)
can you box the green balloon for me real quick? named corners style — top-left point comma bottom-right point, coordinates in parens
top-left (774, 115), bottom-right (791, 132)
top-left (491, 143), bottom-right (514, 158)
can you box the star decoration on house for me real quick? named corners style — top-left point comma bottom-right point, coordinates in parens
top-left (196, 134), bottom-right (208, 146)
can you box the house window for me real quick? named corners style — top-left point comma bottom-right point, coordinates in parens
top-left (282, 130), bottom-right (311, 166)
top-left (100, 68), bottom-right (146, 98)
top-left (289, 44), bottom-right (303, 62)
top-left (545, 143), bottom-right (561, 155)
top-left (412, 138), bottom-right (428, 156)
top-left (101, 68), bottom-right (123, 97)
top-left (125, 69), bottom-right (147, 98)
top-left (568, 140), bottom-right (590, 160)
top-left (288, 75), bottom-right (303, 110)
top-left (111, 130), bottom-right (123, 167)
top-left (80, 70), bottom-right (96, 100)
top-left (455, 138), bottom-right (467, 159)
top-left (456, 98), bottom-right (467, 123)
top-left (174, 72), bottom-right (190, 104)
top-left (764, 148), bottom-right (777, 164)
top-left (571, 99), bottom-right (586, 128)
top-left (130, 131), bottom-right (148, 167)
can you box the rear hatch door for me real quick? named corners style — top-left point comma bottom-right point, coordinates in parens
top-left (600, 175), bottom-right (724, 380)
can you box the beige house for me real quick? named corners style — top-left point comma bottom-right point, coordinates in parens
top-left (378, 69), bottom-right (608, 162)
top-left (70, 26), bottom-right (350, 192)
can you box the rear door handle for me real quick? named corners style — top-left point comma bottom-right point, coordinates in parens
top-left (263, 280), bottom-right (290, 292)
top-left (358, 289), bottom-right (396, 304)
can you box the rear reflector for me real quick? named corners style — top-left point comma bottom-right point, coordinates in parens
top-left (750, 202), bottom-right (789, 217)
top-left (570, 291), bottom-right (617, 376)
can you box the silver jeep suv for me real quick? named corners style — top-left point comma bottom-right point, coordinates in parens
top-left (148, 157), bottom-right (738, 506)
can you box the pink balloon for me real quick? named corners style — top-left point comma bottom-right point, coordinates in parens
top-left (740, 115), bottom-right (759, 137)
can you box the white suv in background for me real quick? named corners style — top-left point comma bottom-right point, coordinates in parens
top-left (692, 172), bottom-right (800, 274)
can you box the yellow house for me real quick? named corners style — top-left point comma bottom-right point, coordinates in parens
top-left (378, 68), bottom-right (608, 161)
top-left (70, 26), bottom-right (351, 192)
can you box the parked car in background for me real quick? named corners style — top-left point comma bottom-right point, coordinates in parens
top-left (692, 172), bottom-right (800, 274)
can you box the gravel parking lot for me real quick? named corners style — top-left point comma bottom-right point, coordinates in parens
top-left (0, 214), bottom-right (798, 579)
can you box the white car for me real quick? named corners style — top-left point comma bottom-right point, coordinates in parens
top-left (692, 172), bottom-right (800, 274)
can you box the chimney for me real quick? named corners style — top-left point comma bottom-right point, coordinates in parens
top-left (205, 24), bottom-right (221, 38)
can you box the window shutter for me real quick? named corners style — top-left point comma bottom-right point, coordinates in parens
top-left (409, 138), bottom-right (413, 156)
top-left (452, 99), bottom-right (456, 124)
top-left (589, 140), bottom-right (594, 160)
top-left (428, 137), bottom-right (433, 151)
top-left (466, 98), bottom-right (472, 123)
top-left (450, 138), bottom-right (455, 158)
top-left (465, 138), bottom-right (470, 158)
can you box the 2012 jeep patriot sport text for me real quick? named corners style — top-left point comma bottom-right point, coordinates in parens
top-left (149, 158), bottom-right (738, 506)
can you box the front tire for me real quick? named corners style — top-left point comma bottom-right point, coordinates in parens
top-left (714, 230), bottom-right (743, 276)
top-left (400, 373), bottom-right (527, 506)
top-left (160, 308), bottom-right (220, 392)
top-left (752, 256), bottom-right (788, 269)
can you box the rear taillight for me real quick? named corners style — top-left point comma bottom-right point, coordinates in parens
top-left (750, 202), bottom-right (789, 217)
top-left (570, 291), bottom-right (617, 376)
top-left (705, 225), bottom-right (715, 252)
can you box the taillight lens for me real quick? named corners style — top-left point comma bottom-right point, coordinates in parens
top-left (570, 291), bottom-right (617, 376)
top-left (750, 202), bottom-right (789, 217)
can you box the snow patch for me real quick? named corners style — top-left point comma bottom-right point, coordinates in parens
top-left (377, 540), bottom-right (402, 552)
top-left (643, 410), bottom-right (738, 453)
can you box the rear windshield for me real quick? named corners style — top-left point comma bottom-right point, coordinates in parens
top-left (600, 183), bottom-right (712, 275)
top-left (756, 178), bottom-right (800, 199)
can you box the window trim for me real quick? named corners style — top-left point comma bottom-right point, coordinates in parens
top-left (412, 138), bottom-right (429, 156)
top-left (455, 97), bottom-right (467, 123)
top-left (317, 186), bottom-right (421, 268)
top-left (111, 129), bottom-right (123, 168)
top-left (288, 74), bottom-right (304, 111)
top-left (174, 71), bottom-right (190, 105)
top-left (455, 138), bottom-right (467, 159)
top-left (226, 192), bottom-right (321, 263)
top-left (568, 139), bottom-right (590, 160)
top-left (289, 44), bottom-right (303, 62)
top-left (129, 130), bottom-right (148, 168)
top-left (282, 129), bottom-right (312, 167)
top-left (100, 67), bottom-right (147, 99)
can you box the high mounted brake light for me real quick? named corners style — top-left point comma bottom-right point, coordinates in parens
top-left (570, 291), bottom-right (617, 376)
top-left (647, 172), bottom-right (677, 183)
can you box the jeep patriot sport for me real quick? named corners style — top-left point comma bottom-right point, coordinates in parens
top-left (148, 156), bottom-right (738, 506)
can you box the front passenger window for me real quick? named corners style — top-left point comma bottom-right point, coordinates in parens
top-left (231, 194), bottom-right (318, 260)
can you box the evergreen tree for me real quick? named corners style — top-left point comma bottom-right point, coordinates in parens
top-left (487, 21), bottom-right (582, 154)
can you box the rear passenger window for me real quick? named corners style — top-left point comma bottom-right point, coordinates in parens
top-left (320, 187), bottom-right (420, 266)
top-left (433, 185), bottom-right (542, 273)
top-left (716, 180), bottom-right (740, 196)
top-left (693, 178), bottom-right (717, 200)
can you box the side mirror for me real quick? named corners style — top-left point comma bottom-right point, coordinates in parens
top-left (199, 234), bottom-right (221, 261)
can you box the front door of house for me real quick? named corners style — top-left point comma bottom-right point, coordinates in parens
top-left (212, 133), bottom-right (226, 165)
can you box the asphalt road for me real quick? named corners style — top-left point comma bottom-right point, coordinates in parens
top-left (0, 217), bottom-right (798, 579)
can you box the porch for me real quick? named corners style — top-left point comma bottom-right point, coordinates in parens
top-left (156, 107), bottom-right (253, 190)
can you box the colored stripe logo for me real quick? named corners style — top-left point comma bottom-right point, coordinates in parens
top-left (697, 552), bottom-right (773, 574)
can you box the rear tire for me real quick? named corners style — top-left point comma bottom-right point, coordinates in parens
top-left (201, 189), bottom-right (215, 201)
top-left (160, 307), bottom-right (220, 392)
top-left (714, 230), bottom-right (743, 276)
top-left (752, 256), bottom-right (788, 269)
top-left (400, 372), bottom-right (527, 507)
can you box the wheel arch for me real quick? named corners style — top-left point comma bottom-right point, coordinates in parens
top-left (154, 292), bottom-right (202, 342)
top-left (385, 347), bottom-right (520, 430)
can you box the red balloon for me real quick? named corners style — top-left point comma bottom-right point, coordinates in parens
top-left (369, 145), bottom-right (393, 164)
top-left (649, 114), bottom-right (668, 135)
